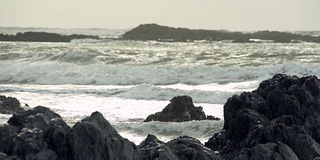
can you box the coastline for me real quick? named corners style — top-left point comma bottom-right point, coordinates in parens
top-left (1, 74), bottom-right (320, 159)
top-left (1, 24), bottom-right (320, 43)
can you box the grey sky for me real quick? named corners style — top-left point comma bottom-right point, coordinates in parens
top-left (1, 0), bottom-right (319, 31)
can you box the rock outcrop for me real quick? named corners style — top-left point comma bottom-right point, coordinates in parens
top-left (0, 95), bottom-right (25, 114)
top-left (205, 74), bottom-right (320, 160)
top-left (144, 95), bottom-right (220, 122)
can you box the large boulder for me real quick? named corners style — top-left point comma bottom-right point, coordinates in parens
top-left (205, 74), bottom-right (320, 160)
top-left (0, 95), bottom-right (24, 114)
top-left (145, 95), bottom-right (219, 122)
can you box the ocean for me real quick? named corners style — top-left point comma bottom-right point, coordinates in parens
top-left (1, 27), bottom-right (320, 144)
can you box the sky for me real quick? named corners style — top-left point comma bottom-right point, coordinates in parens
top-left (0, 0), bottom-right (319, 31)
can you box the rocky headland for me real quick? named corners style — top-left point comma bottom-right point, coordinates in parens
top-left (122, 24), bottom-right (320, 43)
top-left (1, 74), bottom-right (320, 159)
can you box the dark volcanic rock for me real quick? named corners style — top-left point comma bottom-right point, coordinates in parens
top-left (139, 135), bottom-right (223, 160)
top-left (167, 136), bottom-right (223, 160)
top-left (0, 95), bottom-right (24, 114)
top-left (139, 134), bottom-right (178, 160)
top-left (7, 106), bottom-right (64, 131)
top-left (236, 142), bottom-right (299, 160)
top-left (0, 152), bottom-right (22, 160)
top-left (205, 74), bottom-right (320, 160)
top-left (145, 95), bottom-right (219, 122)
top-left (4, 128), bottom-right (47, 159)
top-left (68, 111), bottom-right (142, 160)
top-left (1, 105), bottom-right (142, 160)
top-left (1, 106), bottom-right (69, 160)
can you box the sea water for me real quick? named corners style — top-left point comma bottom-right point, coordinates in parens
top-left (1, 28), bottom-right (320, 144)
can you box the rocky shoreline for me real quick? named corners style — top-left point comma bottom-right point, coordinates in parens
top-left (1, 74), bottom-right (320, 159)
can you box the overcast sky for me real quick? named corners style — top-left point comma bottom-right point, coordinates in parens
top-left (1, 0), bottom-right (319, 31)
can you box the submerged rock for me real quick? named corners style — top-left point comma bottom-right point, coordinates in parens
top-left (205, 74), bottom-right (320, 160)
top-left (145, 95), bottom-right (220, 122)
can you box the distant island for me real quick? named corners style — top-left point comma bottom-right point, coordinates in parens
top-left (1, 24), bottom-right (320, 43)
top-left (122, 24), bottom-right (320, 43)
top-left (0, 32), bottom-right (99, 42)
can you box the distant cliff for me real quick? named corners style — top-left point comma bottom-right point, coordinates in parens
top-left (0, 32), bottom-right (99, 42)
top-left (122, 24), bottom-right (320, 43)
